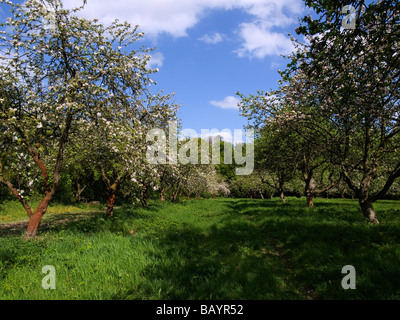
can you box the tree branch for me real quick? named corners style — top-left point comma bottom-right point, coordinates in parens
top-left (0, 163), bottom-right (33, 217)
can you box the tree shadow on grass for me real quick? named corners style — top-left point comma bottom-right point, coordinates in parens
top-left (0, 210), bottom-right (102, 237)
top-left (0, 221), bottom-right (29, 237)
top-left (228, 198), bottom-right (359, 214)
top-left (237, 199), bottom-right (400, 299)
top-left (0, 201), bottom-right (166, 238)
top-left (259, 218), bottom-right (400, 299)
top-left (122, 199), bottom-right (400, 300)
top-left (124, 220), bottom-right (305, 300)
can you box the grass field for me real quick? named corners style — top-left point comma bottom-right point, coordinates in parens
top-left (0, 197), bottom-right (399, 300)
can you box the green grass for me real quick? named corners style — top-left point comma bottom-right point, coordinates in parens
top-left (0, 197), bottom-right (400, 300)
top-left (0, 200), bottom-right (102, 223)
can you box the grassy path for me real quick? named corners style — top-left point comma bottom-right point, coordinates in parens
top-left (0, 198), bottom-right (400, 300)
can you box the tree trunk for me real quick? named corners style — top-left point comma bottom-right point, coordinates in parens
top-left (24, 194), bottom-right (52, 240)
top-left (306, 194), bottom-right (314, 207)
top-left (172, 189), bottom-right (179, 202)
top-left (143, 190), bottom-right (148, 206)
top-left (18, 112), bottom-right (72, 240)
top-left (100, 164), bottom-right (128, 214)
top-left (259, 191), bottom-right (264, 199)
top-left (160, 187), bottom-right (166, 202)
top-left (141, 188), bottom-right (148, 207)
top-left (106, 193), bottom-right (116, 217)
top-left (171, 180), bottom-right (181, 202)
top-left (280, 191), bottom-right (286, 203)
top-left (304, 173), bottom-right (313, 207)
top-left (75, 183), bottom-right (86, 203)
top-left (359, 199), bottom-right (379, 224)
top-left (141, 198), bottom-right (148, 207)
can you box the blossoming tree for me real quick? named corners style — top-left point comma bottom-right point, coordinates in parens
top-left (89, 92), bottom-right (179, 215)
top-left (0, 0), bottom-right (168, 237)
top-left (292, 0), bottom-right (400, 222)
top-left (239, 0), bottom-right (399, 222)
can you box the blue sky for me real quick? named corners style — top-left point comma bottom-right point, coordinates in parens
top-left (1, 0), bottom-right (315, 142)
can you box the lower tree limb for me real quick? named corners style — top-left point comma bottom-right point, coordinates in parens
top-left (0, 178), bottom-right (33, 217)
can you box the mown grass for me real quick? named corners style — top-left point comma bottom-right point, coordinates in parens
top-left (0, 197), bottom-right (399, 300)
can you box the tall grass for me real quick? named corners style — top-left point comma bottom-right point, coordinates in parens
top-left (0, 198), bottom-right (399, 300)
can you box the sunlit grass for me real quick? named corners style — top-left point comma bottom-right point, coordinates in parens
top-left (0, 200), bottom-right (102, 223)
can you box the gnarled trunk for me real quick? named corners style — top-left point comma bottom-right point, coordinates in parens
top-left (359, 199), bottom-right (379, 224)
top-left (304, 172), bottom-right (314, 207)
top-left (172, 188), bottom-right (180, 202)
top-left (280, 191), bottom-right (286, 203)
top-left (160, 187), bottom-right (166, 202)
top-left (24, 112), bottom-right (72, 239)
top-left (24, 193), bottom-right (53, 240)
top-left (306, 194), bottom-right (314, 207)
top-left (171, 180), bottom-right (181, 202)
top-left (106, 193), bottom-right (116, 217)
top-left (141, 185), bottom-right (148, 207)
top-left (100, 165), bottom-right (128, 216)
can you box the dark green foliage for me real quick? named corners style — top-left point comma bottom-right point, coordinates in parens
top-left (54, 174), bottom-right (73, 204)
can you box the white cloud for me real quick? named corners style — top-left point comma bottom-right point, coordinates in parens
top-left (64, 0), bottom-right (303, 35)
top-left (63, 0), bottom-right (218, 38)
top-left (198, 32), bottom-right (225, 44)
top-left (210, 96), bottom-right (241, 110)
top-left (242, 0), bottom-right (303, 24)
top-left (270, 60), bottom-right (281, 70)
top-left (235, 21), bottom-right (295, 58)
top-left (147, 52), bottom-right (165, 69)
top-left (187, 129), bottom-right (244, 145)
top-left (63, 0), bottom-right (304, 57)
top-left (202, 130), bottom-right (235, 143)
